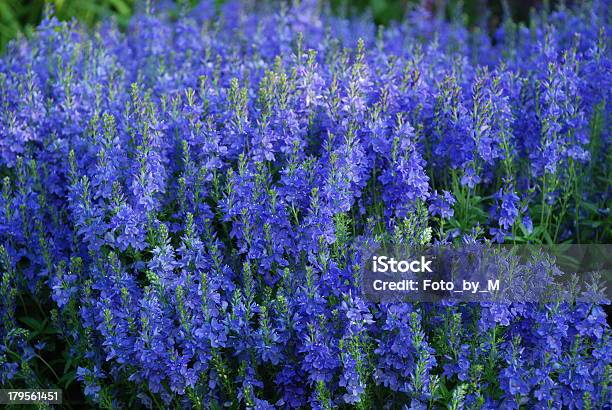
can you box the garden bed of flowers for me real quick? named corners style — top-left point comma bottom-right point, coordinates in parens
top-left (0, 0), bottom-right (610, 408)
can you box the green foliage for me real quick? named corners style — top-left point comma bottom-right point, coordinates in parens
top-left (1, 1), bottom-right (555, 52)
top-left (1, 0), bottom-right (132, 51)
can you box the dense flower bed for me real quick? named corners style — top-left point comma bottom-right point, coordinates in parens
top-left (0, 0), bottom-right (610, 408)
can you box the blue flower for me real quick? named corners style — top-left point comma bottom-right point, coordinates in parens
top-left (0, 0), bottom-right (609, 407)
top-left (429, 190), bottom-right (456, 219)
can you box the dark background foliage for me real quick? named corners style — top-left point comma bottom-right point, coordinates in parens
top-left (1, 0), bottom-right (566, 51)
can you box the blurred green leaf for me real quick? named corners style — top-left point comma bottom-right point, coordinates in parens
top-left (109, 0), bottom-right (131, 16)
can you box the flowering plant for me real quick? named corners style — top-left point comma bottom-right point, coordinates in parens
top-left (0, 0), bottom-right (610, 408)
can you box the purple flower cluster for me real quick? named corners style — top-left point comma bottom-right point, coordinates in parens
top-left (0, 0), bottom-right (610, 408)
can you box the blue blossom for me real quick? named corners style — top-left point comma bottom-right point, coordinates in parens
top-left (0, 0), bottom-right (609, 408)
top-left (429, 190), bottom-right (456, 219)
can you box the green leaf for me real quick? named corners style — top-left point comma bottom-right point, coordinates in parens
top-left (542, 230), bottom-right (553, 245)
top-left (108, 0), bottom-right (131, 16)
top-left (59, 370), bottom-right (77, 389)
top-left (19, 316), bottom-right (44, 330)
